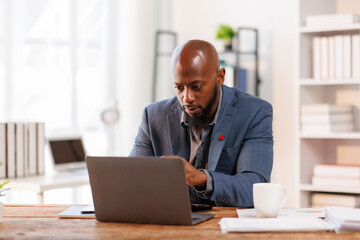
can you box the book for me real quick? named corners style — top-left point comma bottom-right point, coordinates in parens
top-left (27, 122), bottom-right (37, 176)
top-left (219, 217), bottom-right (332, 233)
top-left (301, 104), bottom-right (353, 114)
top-left (15, 123), bottom-right (25, 178)
top-left (302, 123), bottom-right (354, 133)
top-left (301, 113), bottom-right (353, 124)
top-left (312, 176), bottom-right (360, 187)
top-left (325, 206), bottom-right (360, 232)
top-left (306, 14), bottom-right (360, 27)
top-left (312, 193), bottom-right (360, 208)
top-left (334, 35), bottom-right (343, 79)
top-left (328, 36), bottom-right (335, 79)
top-left (352, 34), bottom-right (360, 78)
top-left (343, 35), bottom-right (351, 79)
top-left (337, 145), bottom-right (360, 165)
top-left (313, 164), bottom-right (360, 178)
top-left (6, 123), bottom-right (16, 178)
top-left (0, 123), bottom-right (6, 178)
top-left (36, 122), bottom-right (45, 175)
top-left (313, 36), bottom-right (321, 79)
top-left (320, 36), bottom-right (328, 79)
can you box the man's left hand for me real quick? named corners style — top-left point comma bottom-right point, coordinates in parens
top-left (181, 159), bottom-right (207, 190)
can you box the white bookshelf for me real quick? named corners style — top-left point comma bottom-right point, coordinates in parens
top-left (296, 0), bottom-right (360, 207)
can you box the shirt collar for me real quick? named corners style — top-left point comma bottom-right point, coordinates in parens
top-left (180, 86), bottom-right (223, 128)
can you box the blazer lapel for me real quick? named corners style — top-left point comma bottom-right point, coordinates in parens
top-left (208, 86), bottom-right (238, 171)
top-left (167, 102), bottom-right (188, 159)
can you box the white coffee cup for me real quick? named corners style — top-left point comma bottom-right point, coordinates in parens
top-left (253, 183), bottom-right (287, 218)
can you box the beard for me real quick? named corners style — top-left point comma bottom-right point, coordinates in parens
top-left (184, 84), bottom-right (218, 130)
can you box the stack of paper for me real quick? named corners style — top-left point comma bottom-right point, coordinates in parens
top-left (219, 208), bottom-right (332, 233)
top-left (325, 206), bottom-right (360, 232)
top-left (219, 217), bottom-right (332, 233)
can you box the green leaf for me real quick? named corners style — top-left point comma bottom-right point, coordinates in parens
top-left (0, 180), bottom-right (10, 189)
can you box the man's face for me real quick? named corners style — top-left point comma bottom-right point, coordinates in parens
top-left (172, 64), bottom-right (221, 126)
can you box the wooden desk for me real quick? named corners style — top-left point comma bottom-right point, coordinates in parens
top-left (2, 205), bottom-right (359, 239)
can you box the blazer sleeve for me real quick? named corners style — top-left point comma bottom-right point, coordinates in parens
top-left (129, 107), bottom-right (155, 157)
top-left (208, 102), bottom-right (273, 207)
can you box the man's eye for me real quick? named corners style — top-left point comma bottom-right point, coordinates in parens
top-left (175, 86), bottom-right (183, 91)
top-left (192, 85), bottom-right (201, 90)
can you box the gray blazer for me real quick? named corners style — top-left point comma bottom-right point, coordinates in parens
top-left (130, 85), bottom-right (273, 207)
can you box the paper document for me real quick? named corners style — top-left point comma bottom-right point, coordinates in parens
top-left (219, 217), bottom-right (332, 233)
top-left (325, 206), bottom-right (360, 232)
top-left (237, 208), bottom-right (325, 218)
top-left (58, 206), bottom-right (95, 219)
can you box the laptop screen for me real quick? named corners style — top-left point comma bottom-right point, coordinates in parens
top-left (49, 138), bottom-right (86, 166)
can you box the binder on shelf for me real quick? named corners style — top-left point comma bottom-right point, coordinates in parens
top-left (342, 35), bottom-right (351, 79)
top-left (0, 123), bottom-right (6, 178)
top-left (15, 123), bottom-right (25, 178)
top-left (37, 122), bottom-right (45, 175)
top-left (337, 145), bottom-right (360, 165)
top-left (236, 68), bottom-right (247, 92)
top-left (334, 35), bottom-right (343, 79)
top-left (328, 36), bottom-right (335, 79)
top-left (27, 122), bottom-right (37, 176)
top-left (320, 36), bottom-right (328, 79)
top-left (352, 34), bottom-right (360, 79)
top-left (6, 123), bottom-right (16, 178)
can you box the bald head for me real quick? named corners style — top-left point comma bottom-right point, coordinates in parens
top-left (170, 40), bottom-right (220, 78)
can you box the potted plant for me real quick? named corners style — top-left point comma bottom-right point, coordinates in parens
top-left (216, 24), bottom-right (236, 51)
top-left (0, 179), bottom-right (9, 222)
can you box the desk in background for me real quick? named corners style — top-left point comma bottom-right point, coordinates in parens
top-left (2, 205), bottom-right (358, 239)
top-left (6, 172), bottom-right (89, 204)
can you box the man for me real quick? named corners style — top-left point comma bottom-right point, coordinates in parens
top-left (130, 39), bottom-right (273, 207)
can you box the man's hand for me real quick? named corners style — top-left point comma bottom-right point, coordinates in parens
top-left (161, 156), bottom-right (207, 189)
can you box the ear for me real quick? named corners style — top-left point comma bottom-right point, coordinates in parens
top-left (216, 68), bottom-right (225, 86)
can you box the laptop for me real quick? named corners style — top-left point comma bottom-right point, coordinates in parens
top-left (86, 156), bottom-right (215, 225)
top-left (48, 136), bottom-right (87, 172)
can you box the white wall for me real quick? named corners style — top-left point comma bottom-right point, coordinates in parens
top-left (171, 0), bottom-right (297, 206)
top-left (115, 0), bottom-right (298, 207)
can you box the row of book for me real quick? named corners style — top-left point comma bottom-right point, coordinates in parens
top-left (313, 34), bottom-right (360, 80)
top-left (312, 164), bottom-right (360, 188)
top-left (311, 164), bottom-right (360, 208)
top-left (301, 104), bottom-right (355, 133)
top-left (0, 122), bottom-right (45, 179)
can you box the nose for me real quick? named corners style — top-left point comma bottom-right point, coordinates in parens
top-left (183, 88), bottom-right (194, 104)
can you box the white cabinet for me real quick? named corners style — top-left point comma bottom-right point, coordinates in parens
top-left (296, 0), bottom-right (360, 207)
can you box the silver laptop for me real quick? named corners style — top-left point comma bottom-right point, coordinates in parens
top-left (86, 156), bottom-right (214, 225)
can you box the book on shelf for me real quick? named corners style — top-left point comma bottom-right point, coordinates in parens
top-left (320, 36), bottom-right (328, 79)
top-left (0, 123), bottom-right (6, 178)
top-left (328, 36), bottom-right (335, 79)
top-left (301, 113), bottom-right (353, 124)
top-left (306, 14), bottom-right (360, 27)
top-left (352, 34), bottom-right (360, 79)
top-left (15, 123), bottom-right (25, 178)
top-left (37, 122), bottom-right (45, 175)
top-left (302, 123), bottom-right (354, 133)
top-left (301, 104), bottom-right (353, 114)
top-left (313, 164), bottom-right (360, 178)
top-left (342, 35), bottom-right (351, 79)
top-left (27, 122), bottom-right (37, 176)
top-left (334, 35), bottom-right (343, 79)
top-left (312, 176), bottom-right (360, 187)
top-left (312, 193), bottom-right (360, 208)
top-left (337, 145), bottom-right (360, 165)
top-left (6, 123), bottom-right (16, 178)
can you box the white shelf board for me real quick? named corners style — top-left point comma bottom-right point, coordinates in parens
top-left (299, 78), bottom-right (360, 86)
top-left (300, 24), bottom-right (360, 33)
top-left (300, 132), bottom-right (360, 139)
top-left (300, 184), bottom-right (360, 194)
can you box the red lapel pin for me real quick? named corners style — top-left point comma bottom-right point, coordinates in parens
top-left (219, 135), bottom-right (224, 141)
